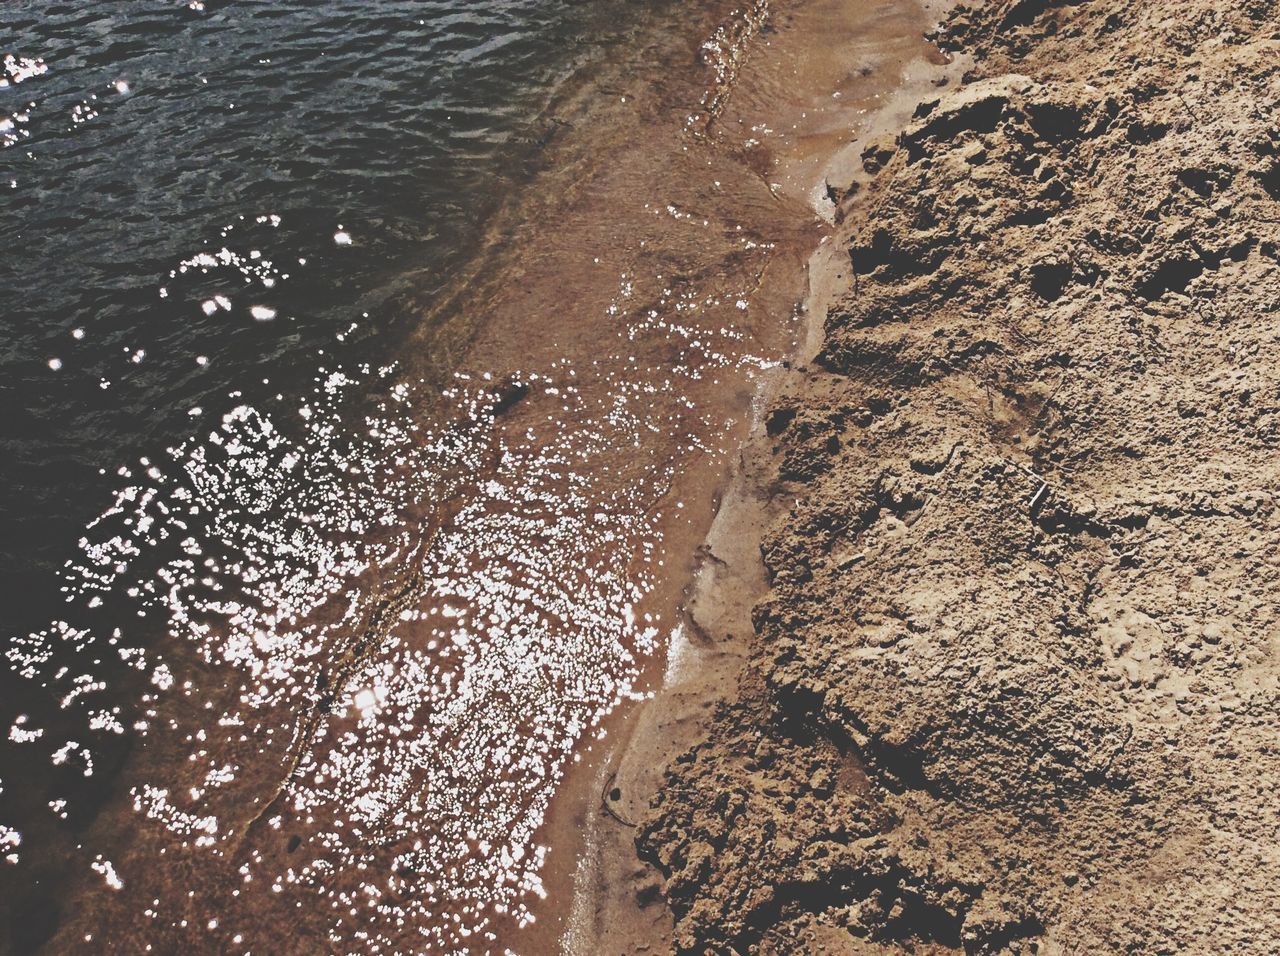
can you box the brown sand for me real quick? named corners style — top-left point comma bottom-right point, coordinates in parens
top-left (615, 1), bottom-right (1280, 953)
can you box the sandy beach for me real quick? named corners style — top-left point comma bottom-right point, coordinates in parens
top-left (7, 0), bottom-right (1279, 952)
top-left (2, 2), bottom-right (954, 952)
top-left (593, 0), bottom-right (1280, 953)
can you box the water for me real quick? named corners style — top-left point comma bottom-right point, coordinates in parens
top-left (1, 0), bottom-right (662, 623)
top-left (2, 2), bottom-right (705, 950)
top-left (0, 0), bottom-right (936, 950)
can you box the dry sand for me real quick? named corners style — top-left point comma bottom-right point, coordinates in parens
top-left (600, 0), bottom-right (1280, 952)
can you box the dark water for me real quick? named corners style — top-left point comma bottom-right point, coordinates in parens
top-left (1, 0), bottom-right (653, 633)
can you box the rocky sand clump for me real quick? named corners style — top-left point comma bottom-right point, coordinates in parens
top-left (636, 1), bottom-right (1280, 952)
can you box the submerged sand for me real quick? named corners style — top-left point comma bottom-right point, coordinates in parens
top-left (606, 1), bottom-right (1280, 952)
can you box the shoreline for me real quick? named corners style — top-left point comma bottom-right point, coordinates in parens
top-left (630, 0), bottom-right (1280, 952)
top-left (9, 3), bottom-right (827, 953)
top-left (560, 220), bottom-right (846, 956)
top-left (558, 3), bottom-right (963, 951)
top-left (22, 0), bottom-right (1280, 951)
top-left (2, 3), bottom-right (963, 953)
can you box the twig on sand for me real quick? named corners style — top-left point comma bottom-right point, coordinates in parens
top-left (1029, 479), bottom-right (1050, 513)
top-left (1011, 459), bottom-right (1051, 514)
top-left (1176, 91), bottom-right (1201, 125)
top-left (1101, 724), bottom-right (1135, 777)
top-left (982, 353), bottom-right (996, 417)
top-left (601, 771), bottom-right (638, 828)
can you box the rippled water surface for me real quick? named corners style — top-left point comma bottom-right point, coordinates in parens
top-left (0, 0), bottom-right (921, 950)
top-left (2, 0), bottom-right (656, 611)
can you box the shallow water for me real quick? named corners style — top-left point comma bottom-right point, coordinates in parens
top-left (1, 0), bottom-right (941, 951)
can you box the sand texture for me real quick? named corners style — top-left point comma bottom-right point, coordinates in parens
top-left (635, 1), bottom-right (1280, 952)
